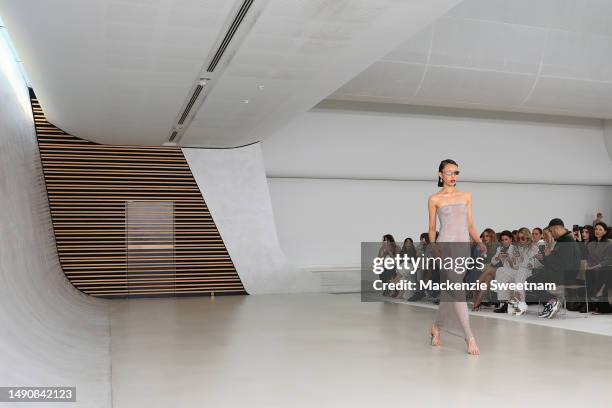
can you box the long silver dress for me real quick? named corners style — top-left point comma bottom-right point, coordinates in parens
top-left (434, 203), bottom-right (474, 339)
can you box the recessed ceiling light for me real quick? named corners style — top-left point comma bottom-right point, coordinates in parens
top-left (240, 99), bottom-right (249, 104)
top-left (258, 85), bottom-right (264, 90)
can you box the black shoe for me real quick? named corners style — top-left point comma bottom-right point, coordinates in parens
top-left (567, 302), bottom-right (584, 312)
top-left (407, 292), bottom-right (425, 302)
top-left (494, 302), bottom-right (508, 313)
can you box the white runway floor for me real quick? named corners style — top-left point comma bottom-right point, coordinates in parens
top-left (377, 294), bottom-right (612, 337)
top-left (110, 293), bottom-right (612, 407)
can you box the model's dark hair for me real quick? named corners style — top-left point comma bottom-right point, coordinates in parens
top-left (499, 230), bottom-right (513, 241)
top-left (437, 159), bottom-right (458, 187)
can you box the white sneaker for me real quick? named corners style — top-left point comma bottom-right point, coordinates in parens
top-left (547, 299), bottom-right (562, 319)
top-left (515, 301), bottom-right (528, 316)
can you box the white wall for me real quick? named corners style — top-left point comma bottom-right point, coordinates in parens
top-left (183, 144), bottom-right (317, 294)
top-left (264, 101), bottom-right (612, 184)
top-left (0, 29), bottom-right (111, 407)
top-left (262, 102), bottom-right (612, 269)
top-left (268, 178), bottom-right (612, 268)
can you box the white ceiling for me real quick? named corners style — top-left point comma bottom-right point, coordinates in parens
top-left (331, 0), bottom-right (612, 119)
top-left (4, 0), bottom-right (612, 147)
top-left (0, 0), bottom-right (461, 147)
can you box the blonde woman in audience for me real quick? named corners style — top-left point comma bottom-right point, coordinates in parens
top-left (506, 227), bottom-right (541, 315)
top-left (542, 227), bottom-right (556, 254)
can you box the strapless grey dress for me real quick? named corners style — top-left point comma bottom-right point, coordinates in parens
top-left (434, 203), bottom-right (473, 339)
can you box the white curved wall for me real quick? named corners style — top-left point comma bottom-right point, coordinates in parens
top-left (183, 144), bottom-right (317, 294)
top-left (0, 33), bottom-right (111, 407)
top-left (262, 103), bottom-right (612, 269)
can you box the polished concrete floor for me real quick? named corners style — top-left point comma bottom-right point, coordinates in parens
top-left (110, 293), bottom-right (612, 407)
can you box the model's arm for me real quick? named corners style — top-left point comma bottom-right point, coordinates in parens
top-left (427, 196), bottom-right (437, 244)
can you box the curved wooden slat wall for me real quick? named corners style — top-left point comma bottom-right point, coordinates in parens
top-left (31, 92), bottom-right (247, 298)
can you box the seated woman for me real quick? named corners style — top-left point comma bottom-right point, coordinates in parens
top-left (472, 229), bottom-right (510, 311)
top-left (585, 222), bottom-right (612, 314)
top-left (400, 237), bottom-right (417, 259)
top-left (407, 233), bottom-right (434, 301)
top-left (490, 230), bottom-right (528, 313)
top-left (377, 234), bottom-right (399, 297)
top-left (389, 237), bottom-right (417, 298)
top-left (465, 229), bottom-right (496, 296)
top-left (500, 227), bottom-right (541, 315)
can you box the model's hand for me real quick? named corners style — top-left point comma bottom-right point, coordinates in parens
top-left (535, 253), bottom-right (544, 260)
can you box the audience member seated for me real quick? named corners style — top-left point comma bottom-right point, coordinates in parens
top-left (400, 237), bottom-right (417, 260)
top-left (378, 234), bottom-right (399, 297)
top-left (493, 228), bottom-right (541, 314)
top-left (585, 222), bottom-right (612, 314)
top-left (389, 237), bottom-right (418, 299)
top-left (407, 233), bottom-right (439, 302)
top-left (592, 212), bottom-right (604, 227)
top-left (382, 217), bottom-right (610, 318)
top-left (527, 218), bottom-right (581, 319)
top-left (472, 230), bottom-right (513, 311)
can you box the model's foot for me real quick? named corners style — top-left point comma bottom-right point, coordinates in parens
top-left (466, 337), bottom-right (480, 355)
top-left (430, 325), bottom-right (442, 347)
top-left (471, 301), bottom-right (481, 311)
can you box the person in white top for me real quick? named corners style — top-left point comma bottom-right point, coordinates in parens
top-left (493, 227), bottom-right (541, 315)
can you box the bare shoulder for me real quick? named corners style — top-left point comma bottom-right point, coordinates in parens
top-left (463, 191), bottom-right (472, 201)
top-left (428, 193), bottom-right (441, 205)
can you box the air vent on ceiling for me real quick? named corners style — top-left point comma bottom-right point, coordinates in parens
top-left (167, 78), bottom-right (208, 143)
top-left (178, 84), bottom-right (204, 125)
top-left (207, 0), bottom-right (254, 72)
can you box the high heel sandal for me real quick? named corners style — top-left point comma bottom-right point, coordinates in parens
top-left (465, 337), bottom-right (480, 355)
top-left (471, 301), bottom-right (481, 312)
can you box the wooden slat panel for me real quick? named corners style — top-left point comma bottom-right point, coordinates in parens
top-left (31, 90), bottom-right (246, 298)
